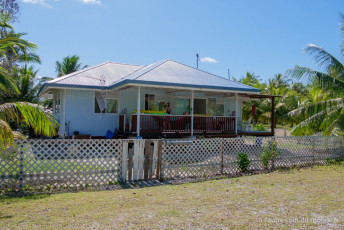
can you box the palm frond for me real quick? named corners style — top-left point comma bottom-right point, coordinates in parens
top-left (287, 98), bottom-right (344, 118)
top-left (290, 110), bottom-right (326, 135)
top-left (0, 119), bottom-right (14, 150)
top-left (305, 44), bottom-right (344, 76)
top-left (0, 102), bottom-right (59, 137)
top-left (17, 52), bottom-right (41, 64)
top-left (320, 107), bottom-right (343, 135)
top-left (0, 66), bottom-right (19, 93)
top-left (285, 65), bottom-right (344, 87)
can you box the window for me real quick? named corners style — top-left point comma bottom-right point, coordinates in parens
top-left (54, 92), bottom-right (60, 113)
top-left (208, 98), bottom-right (224, 116)
top-left (95, 91), bottom-right (118, 113)
top-left (145, 94), bottom-right (165, 111)
top-left (175, 98), bottom-right (190, 115)
top-left (145, 94), bottom-right (155, 110)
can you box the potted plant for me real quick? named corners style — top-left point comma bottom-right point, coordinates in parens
top-left (183, 106), bottom-right (192, 115)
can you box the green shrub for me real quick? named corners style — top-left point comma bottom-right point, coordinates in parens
top-left (253, 124), bottom-right (267, 131)
top-left (237, 153), bottom-right (251, 172)
top-left (326, 158), bottom-right (343, 165)
top-left (261, 140), bottom-right (281, 170)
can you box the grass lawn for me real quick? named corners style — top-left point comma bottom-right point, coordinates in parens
top-left (1, 165), bottom-right (343, 229)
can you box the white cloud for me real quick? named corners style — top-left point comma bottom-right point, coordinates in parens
top-left (200, 57), bottom-right (218, 63)
top-left (22, 0), bottom-right (52, 8)
top-left (81, 0), bottom-right (101, 4)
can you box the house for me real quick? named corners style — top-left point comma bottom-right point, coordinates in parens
top-left (40, 59), bottom-right (276, 138)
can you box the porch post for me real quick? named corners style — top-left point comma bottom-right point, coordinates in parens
top-left (191, 90), bottom-right (194, 137)
top-left (235, 93), bottom-right (239, 135)
top-left (137, 86), bottom-right (141, 137)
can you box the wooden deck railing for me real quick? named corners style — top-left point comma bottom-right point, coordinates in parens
top-left (131, 114), bottom-right (235, 134)
top-left (194, 116), bottom-right (235, 133)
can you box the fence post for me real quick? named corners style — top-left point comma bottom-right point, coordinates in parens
top-left (19, 141), bottom-right (24, 193)
top-left (121, 140), bottom-right (129, 182)
top-left (342, 137), bottom-right (344, 159)
top-left (221, 139), bottom-right (224, 175)
top-left (133, 139), bottom-right (145, 181)
top-left (144, 140), bottom-right (153, 181)
top-left (156, 140), bottom-right (163, 180)
top-left (128, 146), bottom-right (133, 181)
top-left (151, 140), bottom-right (159, 180)
top-left (311, 137), bottom-right (315, 166)
top-left (271, 136), bottom-right (275, 170)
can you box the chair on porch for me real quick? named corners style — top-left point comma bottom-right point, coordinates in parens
top-left (242, 118), bottom-right (252, 131)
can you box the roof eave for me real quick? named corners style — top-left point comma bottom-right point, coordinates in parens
top-left (110, 80), bottom-right (261, 93)
top-left (40, 80), bottom-right (261, 94)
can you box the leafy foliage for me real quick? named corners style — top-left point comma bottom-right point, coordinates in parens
top-left (0, 102), bottom-right (59, 150)
top-left (0, 12), bottom-right (58, 150)
top-left (237, 153), bottom-right (251, 172)
top-left (261, 141), bottom-right (281, 170)
top-left (252, 124), bottom-right (267, 131)
top-left (55, 55), bottom-right (88, 77)
top-left (0, 0), bottom-right (20, 21)
top-left (285, 16), bottom-right (344, 136)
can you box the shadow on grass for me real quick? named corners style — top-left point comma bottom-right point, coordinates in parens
top-left (0, 214), bottom-right (13, 219)
top-left (119, 180), bottom-right (173, 189)
top-left (0, 194), bottom-right (50, 203)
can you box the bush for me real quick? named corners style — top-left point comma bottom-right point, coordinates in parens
top-left (237, 153), bottom-right (251, 172)
top-left (253, 124), bottom-right (267, 131)
top-left (261, 141), bottom-right (281, 170)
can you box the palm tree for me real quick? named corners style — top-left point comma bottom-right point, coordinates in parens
top-left (0, 66), bottom-right (53, 104)
top-left (286, 16), bottom-right (344, 136)
top-left (0, 13), bottom-right (58, 150)
top-left (55, 55), bottom-right (87, 77)
top-left (0, 14), bottom-right (41, 72)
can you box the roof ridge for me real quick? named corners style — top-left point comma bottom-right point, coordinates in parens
top-left (107, 64), bottom-right (148, 85)
top-left (133, 59), bottom-right (169, 80)
top-left (48, 62), bottom-right (112, 84)
top-left (107, 61), bottom-right (142, 67)
top-left (108, 60), bottom-right (169, 87)
top-left (168, 59), bottom-right (258, 90)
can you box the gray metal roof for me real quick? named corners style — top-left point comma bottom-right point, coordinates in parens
top-left (47, 62), bottom-right (143, 87)
top-left (43, 59), bottom-right (260, 93)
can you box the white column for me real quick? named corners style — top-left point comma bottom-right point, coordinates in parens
top-left (235, 93), bottom-right (239, 135)
top-left (137, 86), bottom-right (141, 137)
top-left (191, 90), bottom-right (194, 137)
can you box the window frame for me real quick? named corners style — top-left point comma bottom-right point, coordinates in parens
top-left (94, 91), bottom-right (119, 114)
top-left (207, 97), bottom-right (224, 116)
top-left (144, 94), bottom-right (165, 111)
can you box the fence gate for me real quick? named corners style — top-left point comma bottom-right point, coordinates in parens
top-left (121, 139), bottom-right (161, 182)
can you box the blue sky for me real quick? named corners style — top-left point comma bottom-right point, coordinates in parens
top-left (17, 0), bottom-right (344, 82)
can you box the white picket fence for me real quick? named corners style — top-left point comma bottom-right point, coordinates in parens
top-left (0, 136), bottom-right (343, 193)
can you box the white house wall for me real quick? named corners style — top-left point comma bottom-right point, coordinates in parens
top-left (65, 89), bottom-right (118, 137)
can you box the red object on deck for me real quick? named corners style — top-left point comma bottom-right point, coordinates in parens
top-left (252, 104), bottom-right (256, 115)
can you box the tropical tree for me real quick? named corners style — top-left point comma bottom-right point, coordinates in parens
top-left (286, 16), bottom-right (344, 136)
top-left (55, 55), bottom-right (87, 77)
top-left (0, 0), bottom-right (20, 22)
top-left (0, 13), bottom-right (58, 150)
top-left (239, 72), bottom-right (265, 90)
top-left (0, 15), bottom-right (41, 73)
top-left (0, 66), bottom-right (53, 104)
